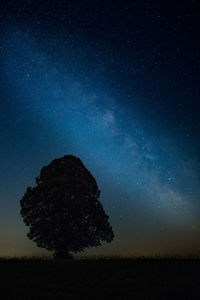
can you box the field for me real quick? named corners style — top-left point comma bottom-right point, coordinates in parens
top-left (0, 257), bottom-right (200, 299)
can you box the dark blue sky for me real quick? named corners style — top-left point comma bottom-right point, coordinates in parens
top-left (0, 1), bottom-right (200, 257)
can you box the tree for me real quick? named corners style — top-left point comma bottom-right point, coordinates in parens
top-left (20, 155), bottom-right (114, 259)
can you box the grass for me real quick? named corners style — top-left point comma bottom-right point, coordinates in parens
top-left (0, 256), bottom-right (200, 299)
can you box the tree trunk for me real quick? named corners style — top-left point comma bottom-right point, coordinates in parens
top-left (53, 249), bottom-right (73, 260)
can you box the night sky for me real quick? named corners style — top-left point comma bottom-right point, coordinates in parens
top-left (0, 1), bottom-right (200, 257)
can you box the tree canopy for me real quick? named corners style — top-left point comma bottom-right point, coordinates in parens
top-left (20, 155), bottom-right (114, 259)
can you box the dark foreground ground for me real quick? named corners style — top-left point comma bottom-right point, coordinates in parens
top-left (0, 257), bottom-right (200, 299)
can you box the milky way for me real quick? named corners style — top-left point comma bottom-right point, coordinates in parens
top-left (1, 17), bottom-right (199, 256)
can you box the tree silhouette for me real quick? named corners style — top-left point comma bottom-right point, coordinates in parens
top-left (20, 155), bottom-right (114, 259)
